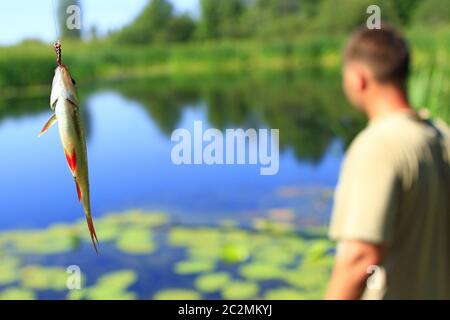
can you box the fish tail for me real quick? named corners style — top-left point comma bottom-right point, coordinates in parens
top-left (85, 215), bottom-right (99, 254)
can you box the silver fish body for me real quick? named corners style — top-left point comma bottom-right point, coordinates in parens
top-left (40, 64), bottom-right (98, 252)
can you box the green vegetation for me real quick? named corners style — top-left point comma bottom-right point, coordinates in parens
top-left (115, 227), bottom-right (156, 254)
top-left (112, 0), bottom-right (195, 44)
top-left (1, 1), bottom-right (449, 122)
top-left (0, 225), bottom-right (80, 254)
top-left (239, 263), bottom-right (285, 281)
top-left (0, 288), bottom-right (36, 300)
top-left (410, 65), bottom-right (450, 121)
top-left (106, 71), bottom-right (365, 162)
top-left (0, 0), bottom-right (447, 301)
top-left (221, 281), bottom-right (260, 300)
top-left (69, 270), bottom-right (137, 300)
top-left (20, 266), bottom-right (69, 290)
top-left (0, 209), bottom-right (335, 300)
top-left (2, 28), bottom-right (449, 88)
top-left (1, 33), bottom-right (448, 126)
top-left (174, 260), bottom-right (217, 275)
top-left (110, 0), bottom-right (448, 43)
top-left (0, 256), bottom-right (21, 285)
top-left (195, 272), bottom-right (232, 293)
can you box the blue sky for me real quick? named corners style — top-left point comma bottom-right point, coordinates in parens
top-left (0, 0), bottom-right (199, 46)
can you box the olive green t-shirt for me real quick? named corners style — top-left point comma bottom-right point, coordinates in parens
top-left (329, 112), bottom-right (450, 300)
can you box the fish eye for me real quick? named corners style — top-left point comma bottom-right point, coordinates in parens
top-left (71, 77), bottom-right (76, 85)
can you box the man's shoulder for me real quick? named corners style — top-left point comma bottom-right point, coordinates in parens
top-left (433, 118), bottom-right (450, 161)
top-left (349, 113), bottom-right (447, 154)
top-left (346, 121), bottom-right (396, 159)
top-left (434, 118), bottom-right (450, 140)
top-left (346, 114), bottom-right (450, 173)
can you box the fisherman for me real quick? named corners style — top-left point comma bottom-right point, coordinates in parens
top-left (326, 25), bottom-right (450, 299)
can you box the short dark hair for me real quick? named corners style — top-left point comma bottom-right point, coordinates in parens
top-left (344, 25), bottom-right (410, 87)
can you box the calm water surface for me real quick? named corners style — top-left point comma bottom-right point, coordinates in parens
top-left (0, 73), bottom-right (365, 299)
top-left (0, 74), bottom-right (362, 230)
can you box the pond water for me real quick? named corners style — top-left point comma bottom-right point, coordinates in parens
top-left (0, 71), bottom-right (364, 299)
top-left (0, 72), bottom-right (362, 230)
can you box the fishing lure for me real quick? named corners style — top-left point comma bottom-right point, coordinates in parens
top-left (39, 41), bottom-right (99, 252)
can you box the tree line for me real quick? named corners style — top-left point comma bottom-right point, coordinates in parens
top-left (59, 0), bottom-right (450, 44)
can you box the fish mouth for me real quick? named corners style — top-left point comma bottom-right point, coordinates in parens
top-left (51, 64), bottom-right (78, 106)
top-left (55, 64), bottom-right (69, 72)
top-left (55, 65), bottom-right (74, 85)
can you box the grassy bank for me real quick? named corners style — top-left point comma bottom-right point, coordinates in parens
top-left (1, 27), bottom-right (449, 121)
top-left (0, 35), bottom-right (343, 90)
top-left (1, 27), bottom-right (449, 88)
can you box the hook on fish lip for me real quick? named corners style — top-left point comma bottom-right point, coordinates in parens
top-left (54, 40), bottom-right (62, 66)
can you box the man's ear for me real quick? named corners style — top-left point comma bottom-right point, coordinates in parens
top-left (353, 63), bottom-right (368, 91)
top-left (344, 63), bottom-right (363, 92)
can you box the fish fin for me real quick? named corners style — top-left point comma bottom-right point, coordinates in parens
top-left (64, 149), bottom-right (77, 174)
top-left (74, 180), bottom-right (98, 253)
top-left (85, 216), bottom-right (99, 254)
top-left (38, 114), bottom-right (57, 137)
top-left (75, 179), bottom-right (82, 202)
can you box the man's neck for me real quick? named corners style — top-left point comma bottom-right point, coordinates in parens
top-left (365, 87), bottom-right (413, 121)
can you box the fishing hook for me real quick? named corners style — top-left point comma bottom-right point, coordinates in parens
top-left (55, 40), bottom-right (62, 66)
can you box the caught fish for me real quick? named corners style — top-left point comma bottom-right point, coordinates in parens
top-left (39, 41), bottom-right (99, 252)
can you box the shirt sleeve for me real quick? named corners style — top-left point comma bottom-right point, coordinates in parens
top-left (329, 134), bottom-right (400, 245)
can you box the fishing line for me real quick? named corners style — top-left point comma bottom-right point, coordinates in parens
top-left (51, 0), bottom-right (62, 65)
top-left (51, 0), bottom-right (60, 41)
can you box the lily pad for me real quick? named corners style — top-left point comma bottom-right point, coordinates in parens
top-left (1, 227), bottom-right (79, 254)
top-left (282, 268), bottom-right (329, 292)
top-left (95, 269), bottom-right (137, 292)
top-left (0, 288), bottom-right (36, 300)
top-left (20, 265), bottom-right (70, 290)
top-left (221, 281), bottom-right (259, 300)
top-left (221, 242), bottom-right (249, 263)
top-left (195, 272), bottom-right (231, 293)
top-left (174, 260), bottom-right (216, 275)
top-left (187, 245), bottom-right (221, 261)
top-left (223, 229), bottom-right (250, 243)
top-left (75, 211), bottom-right (168, 244)
top-left (239, 262), bottom-right (285, 281)
top-left (252, 219), bottom-right (294, 234)
top-left (154, 289), bottom-right (201, 300)
top-left (79, 270), bottom-right (138, 300)
top-left (168, 227), bottom-right (194, 246)
top-left (301, 255), bottom-right (335, 269)
top-left (303, 240), bottom-right (334, 262)
top-left (107, 210), bottom-right (169, 228)
top-left (87, 288), bottom-right (137, 300)
top-left (169, 228), bottom-right (221, 248)
top-left (276, 237), bottom-right (308, 254)
top-left (115, 227), bottom-right (156, 254)
top-left (0, 256), bottom-right (20, 285)
top-left (68, 286), bottom-right (137, 300)
top-left (90, 221), bottom-right (121, 242)
top-left (248, 234), bottom-right (273, 248)
top-left (67, 289), bottom-right (87, 300)
top-left (252, 245), bottom-right (297, 266)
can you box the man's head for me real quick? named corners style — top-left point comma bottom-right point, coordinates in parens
top-left (342, 25), bottom-right (410, 111)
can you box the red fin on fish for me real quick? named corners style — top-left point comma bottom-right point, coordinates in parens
top-left (86, 216), bottom-right (99, 254)
top-left (64, 149), bottom-right (77, 174)
top-left (75, 180), bottom-right (82, 202)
